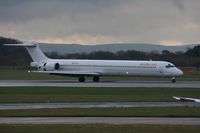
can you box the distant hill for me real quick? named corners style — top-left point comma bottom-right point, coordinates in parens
top-left (40, 43), bottom-right (198, 54)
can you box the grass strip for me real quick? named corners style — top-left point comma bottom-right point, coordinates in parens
top-left (1, 87), bottom-right (200, 103)
top-left (0, 107), bottom-right (199, 117)
top-left (0, 87), bottom-right (199, 103)
top-left (0, 124), bottom-right (199, 133)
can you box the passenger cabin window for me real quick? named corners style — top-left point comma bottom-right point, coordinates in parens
top-left (165, 64), bottom-right (175, 68)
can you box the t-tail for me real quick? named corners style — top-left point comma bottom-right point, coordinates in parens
top-left (4, 41), bottom-right (49, 63)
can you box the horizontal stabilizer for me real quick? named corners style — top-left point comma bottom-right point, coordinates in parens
top-left (3, 43), bottom-right (36, 47)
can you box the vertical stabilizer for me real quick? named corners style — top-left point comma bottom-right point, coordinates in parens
top-left (4, 42), bottom-right (49, 63)
top-left (25, 43), bottom-right (48, 62)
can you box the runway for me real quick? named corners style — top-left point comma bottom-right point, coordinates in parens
top-left (0, 80), bottom-right (200, 88)
top-left (0, 102), bottom-right (198, 110)
top-left (0, 117), bottom-right (199, 125)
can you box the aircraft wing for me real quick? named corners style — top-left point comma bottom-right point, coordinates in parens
top-left (32, 70), bottom-right (101, 76)
top-left (173, 96), bottom-right (200, 103)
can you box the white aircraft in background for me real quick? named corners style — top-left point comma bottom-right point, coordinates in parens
top-left (173, 96), bottom-right (200, 103)
top-left (4, 41), bottom-right (183, 82)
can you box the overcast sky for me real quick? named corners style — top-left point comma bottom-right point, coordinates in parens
top-left (0, 0), bottom-right (199, 45)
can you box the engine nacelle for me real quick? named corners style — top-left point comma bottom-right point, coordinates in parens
top-left (39, 62), bottom-right (60, 71)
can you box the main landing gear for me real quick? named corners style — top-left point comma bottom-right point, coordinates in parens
top-left (171, 77), bottom-right (176, 83)
top-left (78, 76), bottom-right (100, 82)
top-left (78, 76), bottom-right (85, 82)
top-left (93, 76), bottom-right (100, 82)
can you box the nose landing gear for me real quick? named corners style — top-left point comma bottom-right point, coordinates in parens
top-left (171, 77), bottom-right (176, 83)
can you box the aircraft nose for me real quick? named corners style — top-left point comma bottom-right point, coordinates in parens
top-left (176, 68), bottom-right (183, 76)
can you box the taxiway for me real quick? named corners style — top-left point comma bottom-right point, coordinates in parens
top-left (0, 117), bottom-right (199, 125)
top-left (0, 102), bottom-right (198, 110)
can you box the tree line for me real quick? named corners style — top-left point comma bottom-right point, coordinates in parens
top-left (0, 36), bottom-right (200, 69)
top-left (0, 37), bottom-right (31, 68)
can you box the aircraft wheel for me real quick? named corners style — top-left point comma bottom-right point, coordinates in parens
top-left (171, 77), bottom-right (176, 83)
top-left (93, 76), bottom-right (100, 82)
top-left (79, 76), bottom-right (85, 82)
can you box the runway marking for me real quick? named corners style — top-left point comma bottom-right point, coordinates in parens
top-left (0, 80), bottom-right (200, 88)
top-left (0, 117), bottom-right (199, 125)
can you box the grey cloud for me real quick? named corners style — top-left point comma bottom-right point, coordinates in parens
top-left (172, 0), bottom-right (185, 12)
top-left (0, 0), bottom-right (199, 45)
top-left (0, 0), bottom-right (125, 23)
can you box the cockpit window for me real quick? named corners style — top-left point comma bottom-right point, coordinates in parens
top-left (165, 64), bottom-right (175, 68)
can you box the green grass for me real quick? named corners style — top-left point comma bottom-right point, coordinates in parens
top-left (0, 69), bottom-right (199, 81)
top-left (0, 124), bottom-right (199, 133)
top-left (0, 87), bottom-right (200, 103)
top-left (0, 107), bottom-right (199, 117)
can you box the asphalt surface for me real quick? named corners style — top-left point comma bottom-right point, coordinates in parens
top-left (0, 80), bottom-right (200, 88)
top-left (0, 102), bottom-right (199, 110)
top-left (0, 117), bottom-right (199, 125)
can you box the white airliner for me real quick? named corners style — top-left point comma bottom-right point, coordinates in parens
top-left (4, 41), bottom-right (183, 82)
